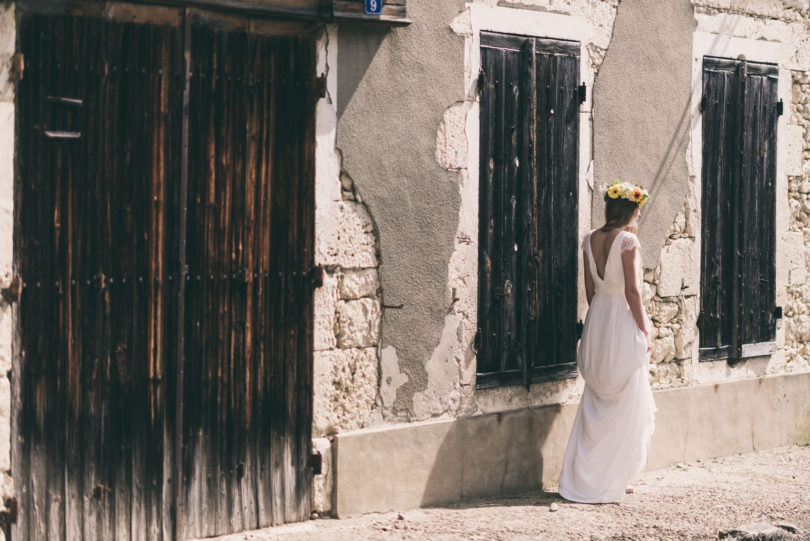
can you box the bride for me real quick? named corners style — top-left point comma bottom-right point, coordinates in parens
top-left (557, 180), bottom-right (657, 504)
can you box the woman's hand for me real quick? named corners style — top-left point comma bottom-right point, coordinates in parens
top-left (641, 328), bottom-right (651, 352)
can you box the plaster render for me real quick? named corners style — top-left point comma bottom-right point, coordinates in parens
top-left (592, 0), bottom-right (695, 268)
top-left (337, 0), bottom-right (466, 420)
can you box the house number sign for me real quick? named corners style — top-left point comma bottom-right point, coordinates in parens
top-left (364, 0), bottom-right (383, 15)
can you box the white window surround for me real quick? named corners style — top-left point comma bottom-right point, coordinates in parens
top-left (461, 3), bottom-right (602, 400)
top-left (690, 15), bottom-right (795, 373)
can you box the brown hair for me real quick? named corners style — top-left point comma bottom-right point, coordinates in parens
top-left (600, 197), bottom-right (638, 233)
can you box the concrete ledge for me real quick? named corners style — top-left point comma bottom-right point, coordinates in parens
top-left (333, 372), bottom-right (810, 517)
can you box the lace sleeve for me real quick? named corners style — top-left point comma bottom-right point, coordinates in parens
top-left (620, 232), bottom-right (641, 253)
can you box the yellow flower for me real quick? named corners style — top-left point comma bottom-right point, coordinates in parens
top-left (630, 187), bottom-right (644, 202)
top-left (608, 185), bottom-right (622, 199)
top-left (639, 195), bottom-right (649, 208)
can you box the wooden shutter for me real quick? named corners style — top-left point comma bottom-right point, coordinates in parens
top-left (532, 39), bottom-right (580, 382)
top-left (477, 33), bottom-right (580, 388)
top-left (699, 57), bottom-right (778, 361)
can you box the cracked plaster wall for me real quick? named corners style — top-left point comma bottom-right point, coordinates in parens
top-left (313, 0), bottom-right (810, 461)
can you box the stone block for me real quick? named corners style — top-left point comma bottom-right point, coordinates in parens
top-left (657, 239), bottom-right (692, 298)
top-left (318, 201), bottom-right (378, 269)
top-left (785, 231), bottom-right (807, 286)
top-left (338, 268), bottom-right (379, 300)
top-left (785, 125), bottom-right (806, 177)
top-left (311, 437), bottom-right (333, 514)
top-left (0, 305), bottom-right (10, 375)
top-left (313, 348), bottom-right (378, 436)
top-left (314, 272), bottom-right (339, 351)
top-left (435, 102), bottom-right (468, 171)
top-left (0, 376), bottom-right (9, 471)
top-left (674, 329), bottom-right (693, 360)
top-left (335, 298), bottom-right (380, 349)
top-left (653, 301), bottom-right (679, 324)
top-left (651, 335), bottom-right (676, 364)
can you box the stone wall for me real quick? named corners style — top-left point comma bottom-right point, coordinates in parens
top-left (0, 2), bottom-right (14, 535)
top-left (785, 68), bottom-right (810, 369)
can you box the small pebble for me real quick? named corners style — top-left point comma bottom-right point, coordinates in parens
top-left (550, 502), bottom-right (560, 512)
top-left (625, 487), bottom-right (634, 494)
top-left (398, 513), bottom-right (405, 520)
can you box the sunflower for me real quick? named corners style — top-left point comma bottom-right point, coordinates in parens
top-left (630, 186), bottom-right (644, 203)
top-left (639, 194), bottom-right (649, 208)
top-left (607, 185), bottom-right (622, 199)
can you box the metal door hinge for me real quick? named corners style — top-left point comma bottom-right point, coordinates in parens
top-left (10, 53), bottom-right (23, 81)
top-left (576, 320), bottom-right (584, 339)
top-left (309, 265), bottom-right (325, 289)
top-left (477, 70), bottom-right (486, 94)
top-left (777, 99), bottom-right (784, 116)
top-left (1, 276), bottom-right (21, 304)
top-left (774, 306), bottom-right (783, 319)
top-left (473, 328), bottom-right (482, 352)
top-left (578, 82), bottom-right (586, 104)
top-left (699, 95), bottom-right (706, 113)
top-left (310, 451), bottom-right (323, 475)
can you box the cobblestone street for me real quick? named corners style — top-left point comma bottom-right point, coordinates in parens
top-left (203, 445), bottom-right (810, 541)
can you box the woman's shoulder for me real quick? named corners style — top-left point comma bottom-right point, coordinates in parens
top-left (619, 230), bottom-right (641, 253)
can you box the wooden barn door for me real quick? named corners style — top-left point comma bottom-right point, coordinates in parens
top-left (180, 24), bottom-right (315, 538)
top-left (14, 12), bottom-right (315, 540)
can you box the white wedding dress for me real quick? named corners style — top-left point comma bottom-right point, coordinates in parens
top-left (557, 229), bottom-right (656, 504)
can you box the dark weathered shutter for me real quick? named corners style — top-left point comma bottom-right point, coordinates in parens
top-left (477, 33), bottom-right (531, 383)
top-left (699, 57), bottom-right (777, 361)
top-left (477, 33), bottom-right (579, 388)
top-left (531, 40), bottom-right (580, 382)
top-left (738, 63), bottom-right (778, 346)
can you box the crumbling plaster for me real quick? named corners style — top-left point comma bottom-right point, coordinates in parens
top-left (336, 0), bottom-right (467, 423)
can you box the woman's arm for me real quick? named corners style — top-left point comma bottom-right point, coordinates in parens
top-left (583, 250), bottom-right (594, 305)
top-left (621, 246), bottom-right (650, 345)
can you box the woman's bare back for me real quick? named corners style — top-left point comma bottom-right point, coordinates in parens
top-left (589, 228), bottom-right (623, 281)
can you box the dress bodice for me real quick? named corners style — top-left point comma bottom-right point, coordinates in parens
top-left (582, 230), bottom-right (641, 296)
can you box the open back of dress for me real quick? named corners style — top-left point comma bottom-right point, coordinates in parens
top-left (557, 230), bottom-right (656, 503)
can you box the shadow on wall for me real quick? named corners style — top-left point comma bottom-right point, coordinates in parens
top-left (420, 405), bottom-right (574, 507)
top-left (337, 27), bottom-right (387, 120)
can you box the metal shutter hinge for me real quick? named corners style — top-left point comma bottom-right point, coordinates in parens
top-left (10, 53), bottom-right (23, 81)
top-left (315, 74), bottom-right (327, 99)
top-left (1, 497), bottom-right (17, 524)
top-left (576, 320), bottom-right (584, 339)
top-left (774, 306), bottom-right (783, 319)
top-left (473, 328), bottom-right (482, 352)
top-left (777, 99), bottom-right (784, 116)
top-left (477, 70), bottom-right (486, 95)
top-left (578, 82), bottom-right (586, 104)
top-left (699, 95), bottom-right (706, 112)
top-left (0, 276), bottom-right (21, 304)
top-left (310, 451), bottom-right (323, 475)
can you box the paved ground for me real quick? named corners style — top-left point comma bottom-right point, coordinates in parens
top-left (203, 445), bottom-right (810, 541)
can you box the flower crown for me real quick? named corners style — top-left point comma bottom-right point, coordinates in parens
top-left (603, 178), bottom-right (650, 208)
